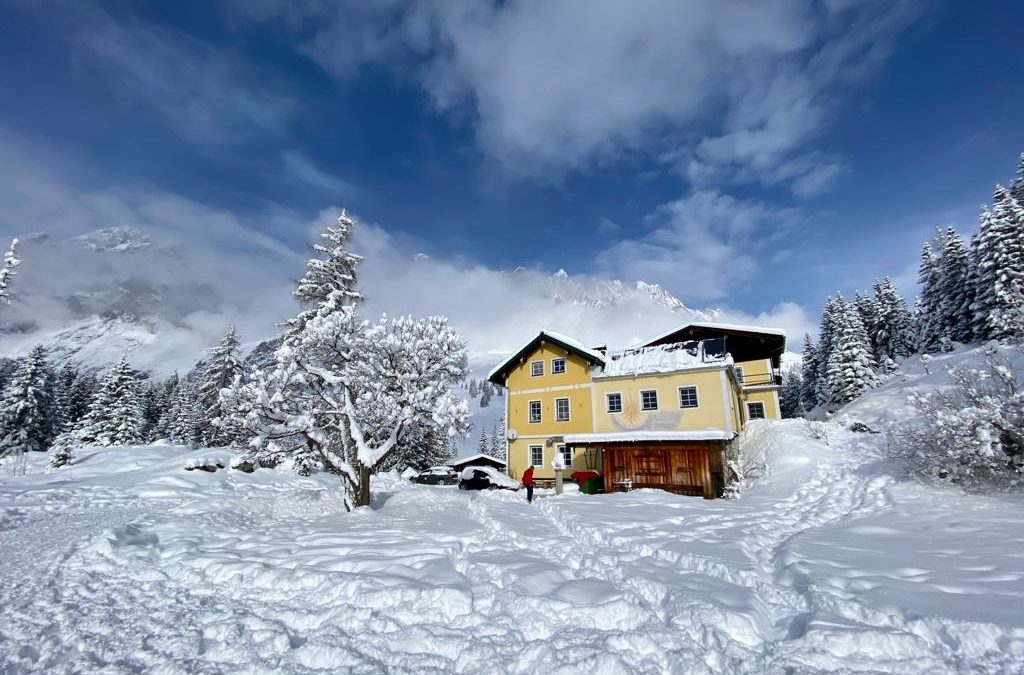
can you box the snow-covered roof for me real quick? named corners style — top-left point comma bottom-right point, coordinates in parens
top-left (446, 453), bottom-right (507, 467)
top-left (595, 341), bottom-right (729, 379)
top-left (643, 322), bottom-right (786, 347)
top-left (486, 330), bottom-right (606, 384)
top-left (564, 430), bottom-right (735, 444)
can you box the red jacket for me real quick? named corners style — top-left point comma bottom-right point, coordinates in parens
top-left (522, 466), bottom-right (535, 486)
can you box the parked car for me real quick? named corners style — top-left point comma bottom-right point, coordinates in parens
top-left (410, 466), bottom-right (458, 485)
top-left (457, 465), bottom-right (520, 491)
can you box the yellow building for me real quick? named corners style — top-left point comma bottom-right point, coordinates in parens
top-left (487, 323), bottom-right (785, 498)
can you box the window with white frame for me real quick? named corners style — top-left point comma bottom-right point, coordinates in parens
top-left (606, 392), bottom-right (622, 413)
top-left (555, 397), bottom-right (570, 421)
top-left (735, 366), bottom-right (745, 383)
top-left (747, 401), bottom-right (766, 420)
top-left (640, 389), bottom-right (659, 411)
top-left (558, 444), bottom-right (572, 468)
top-left (530, 360), bottom-right (544, 377)
top-left (551, 357), bottom-right (566, 374)
top-left (528, 400), bottom-right (542, 423)
top-left (678, 385), bottom-right (699, 408)
top-left (530, 445), bottom-right (544, 467)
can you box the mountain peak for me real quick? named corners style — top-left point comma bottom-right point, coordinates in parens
top-left (69, 227), bottom-right (152, 253)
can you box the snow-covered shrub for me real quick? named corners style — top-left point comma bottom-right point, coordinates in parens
top-left (724, 421), bottom-right (770, 498)
top-left (890, 346), bottom-right (1024, 489)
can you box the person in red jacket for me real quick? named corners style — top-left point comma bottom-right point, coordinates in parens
top-left (521, 465), bottom-right (535, 503)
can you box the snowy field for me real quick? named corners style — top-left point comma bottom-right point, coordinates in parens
top-left (2, 416), bottom-right (1023, 674)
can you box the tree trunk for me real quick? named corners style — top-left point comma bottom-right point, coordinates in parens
top-left (355, 462), bottom-right (372, 507)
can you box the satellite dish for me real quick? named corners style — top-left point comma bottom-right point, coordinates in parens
top-left (506, 427), bottom-right (518, 441)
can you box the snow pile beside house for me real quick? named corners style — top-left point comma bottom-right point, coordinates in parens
top-left (597, 340), bottom-right (728, 378)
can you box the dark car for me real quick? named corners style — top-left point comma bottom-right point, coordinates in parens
top-left (457, 465), bottom-right (520, 491)
top-left (410, 466), bottom-right (458, 485)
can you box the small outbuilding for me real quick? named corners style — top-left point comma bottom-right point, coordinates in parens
top-left (446, 453), bottom-right (508, 473)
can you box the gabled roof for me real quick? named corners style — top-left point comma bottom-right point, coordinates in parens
top-left (446, 453), bottom-right (507, 468)
top-left (642, 322), bottom-right (786, 368)
top-left (487, 330), bottom-right (605, 385)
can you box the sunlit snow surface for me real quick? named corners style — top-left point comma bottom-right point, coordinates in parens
top-left (2, 420), bottom-right (1024, 672)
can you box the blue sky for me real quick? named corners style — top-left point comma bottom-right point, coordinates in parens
top-left (0, 0), bottom-right (1022, 353)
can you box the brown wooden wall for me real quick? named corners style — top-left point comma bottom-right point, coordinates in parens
top-left (600, 442), bottom-right (725, 498)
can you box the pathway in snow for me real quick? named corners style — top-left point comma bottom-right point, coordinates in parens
top-left (2, 427), bottom-right (1024, 674)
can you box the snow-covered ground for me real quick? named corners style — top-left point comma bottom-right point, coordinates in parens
top-left (2, 346), bottom-right (1024, 673)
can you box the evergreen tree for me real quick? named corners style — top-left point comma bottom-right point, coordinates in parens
top-left (66, 357), bottom-right (145, 447)
top-left (491, 414), bottom-right (507, 461)
top-left (478, 427), bottom-right (488, 453)
top-left (0, 346), bottom-right (54, 456)
top-left (936, 228), bottom-right (973, 344)
top-left (479, 384), bottom-right (492, 408)
top-left (871, 277), bottom-right (916, 364)
top-left (167, 383), bottom-right (203, 447)
top-left (971, 187), bottom-right (1024, 342)
top-left (780, 367), bottom-right (803, 418)
top-left (286, 210), bottom-right (364, 337)
top-left (853, 290), bottom-right (879, 358)
top-left (1011, 152), bottom-right (1024, 205)
top-left (468, 379), bottom-right (478, 397)
top-left (198, 326), bottom-right (245, 445)
top-left (799, 333), bottom-right (819, 411)
top-left (0, 238), bottom-right (21, 306)
top-left (916, 242), bottom-right (944, 352)
top-left (826, 303), bottom-right (877, 404)
top-left (815, 295), bottom-right (846, 405)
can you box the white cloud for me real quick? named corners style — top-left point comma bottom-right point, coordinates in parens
top-left (283, 151), bottom-right (356, 196)
top-left (595, 190), bottom-right (800, 303)
top-left (235, 0), bottom-right (919, 193)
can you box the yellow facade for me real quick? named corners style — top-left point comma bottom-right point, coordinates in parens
top-left (505, 342), bottom-right (594, 480)
top-left (499, 335), bottom-right (783, 481)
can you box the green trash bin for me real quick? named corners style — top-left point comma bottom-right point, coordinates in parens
top-left (581, 477), bottom-right (601, 494)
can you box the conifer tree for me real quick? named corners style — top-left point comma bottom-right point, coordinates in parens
top-left (0, 346), bottom-right (54, 456)
top-left (853, 290), bottom-right (879, 358)
top-left (815, 295), bottom-right (846, 405)
top-left (916, 242), bottom-right (944, 352)
top-left (67, 357), bottom-right (145, 447)
top-left (479, 384), bottom-right (492, 408)
top-left (0, 239), bottom-right (21, 306)
top-left (198, 326), bottom-right (245, 445)
top-left (478, 427), bottom-right (488, 453)
top-left (936, 228), bottom-right (973, 344)
top-left (1011, 152), bottom-right (1024, 205)
top-left (971, 187), bottom-right (1024, 342)
top-left (286, 210), bottom-right (364, 337)
top-left (826, 303), bottom-right (877, 404)
top-left (871, 277), bottom-right (915, 364)
top-left (780, 367), bottom-right (803, 418)
top-left (799, 333), bottom-right (819, 411)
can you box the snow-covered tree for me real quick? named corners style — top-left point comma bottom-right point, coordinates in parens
top-left (871, 277), bottom-right (915, 364)
top-left (477, 427), bottom-right (488, 452)
top-left (286, 210), bottom-right (364, 338)
top-left (780, 366), bottom-right (803, 418)
top-left (916, 242), bottom-right (944, 352)
top-left (231, 211), bottom-right (469, 509)
top-left (815, 295), bottom-right (846, 405)
top-left (59, 357), bottom-right (145, 451)
top-left (0, 239), bottom-right (21, 306)
top-left (970, 187), bottom-right (1024, 342)
top-left (0, 346), bottom-right (54, 456)
top-left (1011, 152), bottom-right (1024, 205)
top-left (893, 346), bottom-right (1023, 488)
top-left (799, 333), bottom-right (819, 411)
top-left (198, 326), bottom-right (245, 445)
top-left (935, 228), bottom-right (974, 344)
top-left (479, 383), bottom-right (492, 408)
top-left (167, 383), bottom-right (203, 447)
top-left (826, 302), bottom-right (877, 405)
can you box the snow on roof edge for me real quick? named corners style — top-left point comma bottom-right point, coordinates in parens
top-left (563, 430), bottom-right (735, 443)
top-left (447, 453), bottom-right (507, 466)
top-left (486, 329), bottom-right (605, 382)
